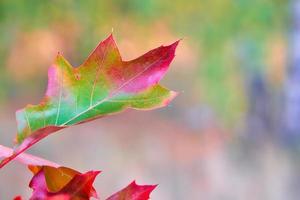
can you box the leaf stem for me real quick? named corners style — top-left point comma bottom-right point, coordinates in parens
top-left (0, 144), bottom-right (60, 167)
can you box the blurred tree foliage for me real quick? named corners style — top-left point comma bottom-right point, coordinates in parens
top-left (0, 0), bottom-right (288, 124)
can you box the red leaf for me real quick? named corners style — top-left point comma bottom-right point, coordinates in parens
top-left (106, 181), bottom-right (157, 200)
top-left (13, 196), bottom-right (22, 200)
top-left (27, 166), bottom-right (158, 200)
top-left (29, 166), bottom-right (100, 200)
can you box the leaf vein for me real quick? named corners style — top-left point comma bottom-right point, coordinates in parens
top-left (61, 57), bottom-right (164, 125)
top-left (55, 67), bottom-right (64, 125)
top-left (89, 40), bottom-right (111, 107)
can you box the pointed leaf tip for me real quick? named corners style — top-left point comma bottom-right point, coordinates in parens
top-left (164, 90), bottom-right (178, 106)
top-left (106, 180), bottom-right (157, 200)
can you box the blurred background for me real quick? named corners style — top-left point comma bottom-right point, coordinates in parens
top-left (0, 0), bottom-right (297, 199)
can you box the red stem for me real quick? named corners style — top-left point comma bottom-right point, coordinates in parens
top-left (0, 145), bottom-right (60, 167)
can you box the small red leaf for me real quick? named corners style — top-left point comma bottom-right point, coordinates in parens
top-left (13, 196), bottom-right (22, 200)
top-left (106, 181), bottom-right (157, 200)
top-left (29, 166), bottom-right (100, 200)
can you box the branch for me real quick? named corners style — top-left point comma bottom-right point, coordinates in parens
top-left (0, 144), bottom-right (60, 167)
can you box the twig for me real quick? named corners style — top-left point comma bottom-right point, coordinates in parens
top-left (0, 144), bottom-right (60, 167)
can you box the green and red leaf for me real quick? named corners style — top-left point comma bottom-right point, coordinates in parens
top-left (0, 34), bottom-right (179, 168)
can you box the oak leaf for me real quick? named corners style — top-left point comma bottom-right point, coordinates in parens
top-left (0, 34), bottom-right (179, 168)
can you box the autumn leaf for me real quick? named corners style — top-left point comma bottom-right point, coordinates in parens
top-left (106, 181), bottom-right (156, 200)
top-left (28, 166), bottom-right (100, 200)
top-left (0, 34), bottom-right (179, 168)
